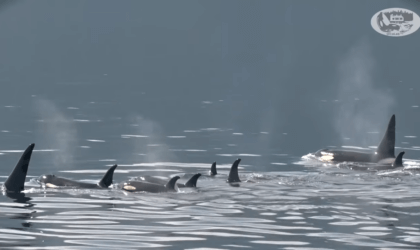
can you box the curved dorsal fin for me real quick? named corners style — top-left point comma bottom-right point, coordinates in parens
top-left (4, 144), bottom-right (35, 193)
top-left (210, 162), bottom-right (217, 175)
top-left (98, 164), bottom-right (118, 188)
top-left (227, 158), bottom-right (241, 183)
top-left (392, 151), bottom-right (404, 168)
top-left (165, 176), bottom-right (180, 190)
top-left (376, 114), bottom-right (395, 160)
top-left (184, 173), bottom-right (202, 187)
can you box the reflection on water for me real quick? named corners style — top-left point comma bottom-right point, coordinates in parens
top-left (1, 109), bottom-right (420, 249)
top-left (1, 160), bottom-right (420, 249)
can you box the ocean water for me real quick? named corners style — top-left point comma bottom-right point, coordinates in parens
top-left (1, 98), bottom-right (420, 250)
top-left (1, 0), bottom-right (420, 249)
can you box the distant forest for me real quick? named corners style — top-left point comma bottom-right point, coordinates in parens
top-left (384, 10), bottom-right (414, 21)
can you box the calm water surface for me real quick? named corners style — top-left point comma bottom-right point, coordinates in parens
top-left (1, 97), bottom-right (420, 250)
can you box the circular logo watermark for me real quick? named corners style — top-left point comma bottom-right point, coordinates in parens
top-left (371, 8), bottom-right (420, 37)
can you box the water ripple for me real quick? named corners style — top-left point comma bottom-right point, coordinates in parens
top-left (1, 160), bottom-right (420, 249)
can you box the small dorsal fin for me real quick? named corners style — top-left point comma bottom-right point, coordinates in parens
top-left (4, 144), bottom-right (35, 193)
top-left (165, 176), bottom-right (180, 190)
top-left (392, 151), bottom-right (404, 168)
top-left (376, 114), bottom-right (395, 160)
top-left (227, 158), bottom-right (241, 183)
top-left (98, 164), bottom-right (118, 188)
top-left (210, 162), bottom-right (217, 175)
top-left (184, 173), bottom-right (201, 187)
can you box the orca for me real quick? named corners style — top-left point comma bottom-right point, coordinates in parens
top-left (209, 162), bottom-right (217, 176)
top-left (180, 173), bottom-right (201, 187)
top-left (38, 164), bottom-right (118, 189)
top-left (314, 114), bottom-right (395, 163)
top-left (2, 143), bottom-right (35, 193)
top-left (227, 158), bottom-right (241, 183)
top-left (350, 151), bottom-right (405, 171)
top-left (375, 151), bottom-right (404, 168)
top-left (137, 173), bottom-right (202, 188)
top-left (121, 176), bottom-right (180, 193)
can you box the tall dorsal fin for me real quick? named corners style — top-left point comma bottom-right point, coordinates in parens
top-left (227, 158), bottom-right (241, 183)
top-left (184, 173), bottom-right (201, 187)
top-left (210, 162), bottom-right (217, 175)
top-left (98, 164), bottom-right (118, 188)
top-left (376, 114), bottom-right (395, 160)
top-left (392, 151), bottom-right (404, 168)
top-left (4, 144), bottom-right (35, 193)
top-left (165, 176), bottom-right (180, 190)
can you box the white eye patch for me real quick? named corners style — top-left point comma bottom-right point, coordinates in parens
top-left (46, 183), bottom-right (58, 188)
top-left (123, 185), bottom-right (136, 191)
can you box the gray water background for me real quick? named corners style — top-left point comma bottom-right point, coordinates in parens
top-left (1, 0), bottom-right (420, 249)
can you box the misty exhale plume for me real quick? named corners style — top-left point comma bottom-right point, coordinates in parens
top-left (34, 99), bottom-right (77, 168)
top-left (129, 115), bottom-right (176, 164)
top-left (334, 39), bottom-right (395, 147)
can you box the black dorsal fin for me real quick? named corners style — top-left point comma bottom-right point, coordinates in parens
top-left (4, 144), bottom-right (35, 193)
top-left (392, 151), bottom-right (404, 168)
top-left (98, 164), bottom-right (118, 188)
top-left (210, 162), bottom-right (217, 175)
top-left (184, 173), bottom-right (202, 187)
top-left (165, 176), bottom-right (180, 190)
top-left (376, 114), bottom-right (395, 160)
top-left (227, 158), bottom-right (241, 183)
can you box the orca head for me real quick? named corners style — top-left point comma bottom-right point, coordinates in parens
top-left (122, 181), bottom-right (137, 192)
top-left (38, 174), bottom-right (56, 184)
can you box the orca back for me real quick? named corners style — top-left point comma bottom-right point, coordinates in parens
top-left (39, 165), bottom-right (118, 189)
top-left (39, 175), bottom-right (99, 189)
top-left (122, 181), bottom-right (169, 193)
top-left (122, 176), bottom-right (180, 193)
